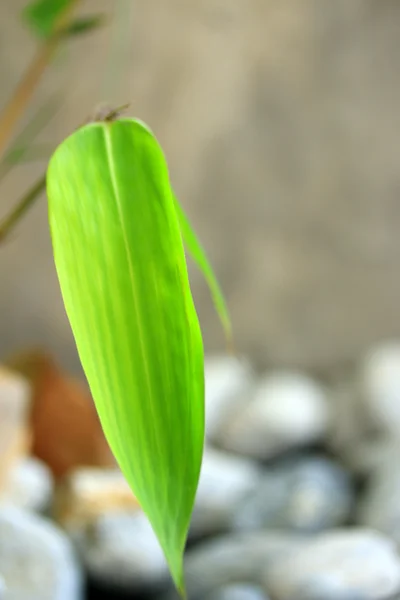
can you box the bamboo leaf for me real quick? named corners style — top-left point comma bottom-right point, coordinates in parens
top-left (8, 93), bottom-right (61, 149)
top-left (46, 118), bottom-right (205, 595)
top-left (0, 175), bottom-right (46, 243)
top-left (173, 195), bottom-right (233, 347)
top-left (0, 94), bottom-right (60, 182)
top-left (23, 0), bottom-right (73, 38)
top-left (4, 144), bottom-right (52, 164)
top-left (60, 14), bottom-right (107, 38)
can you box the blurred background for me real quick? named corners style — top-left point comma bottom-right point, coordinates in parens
top-left (2, 0), bottom-right (400, 373)
top-left (2, 1), bottom-right (400, 600)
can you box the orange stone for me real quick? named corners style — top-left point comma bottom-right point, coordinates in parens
top-left (7, 350), bottom-right (116, 479)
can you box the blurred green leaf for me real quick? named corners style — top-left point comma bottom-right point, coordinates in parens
top-left (4, 144), bottom-right (52, 164)
top-left (46, 118), bottom-right (205, 596)
top-left (11, 93), bottom-right (61, 147)
top-left (0, 94), bottom-right (60, 182)
top-left (61, 14), bottom-right (106, 38)
top-left (23, 0), bottom-right (72, 38)
top-left (0, 146), bottom-right (49, 182)
top-left (0, 175), bottom-right (46, 242)
top-left (173, 195), bottom-right (232, 347)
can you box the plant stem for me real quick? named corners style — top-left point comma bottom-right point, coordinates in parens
top-left (0, 175), bottom-right (46, 242)
top-left (0, 0), bottom-right (81, 160)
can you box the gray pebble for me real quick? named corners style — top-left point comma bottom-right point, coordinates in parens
top-left (233, 456), bottom-right (353, 533)
top-left (204, 355), bottom-right (254, 441)
top-left (0, 507), bottom-right (82, 600)
top-left (358, 448), bottom-right (400, 544)
top-left (0, 458), bottom-right (53, 514)
top-left (360, 343), bottom-right (400, 435)
top-left (164, 532), bottom-right (303, 599)
top-left (217, 372), bottom-right (330, 460)
top-left (77, 511), bottom-right (168, 591)
top-left (326, 380), bottom-right (372, 476)
top-left (206, 583), bottom-right (268, 600)
top-left (191, 447), bottom-right (261, 537)
top-left (263, 529), bottom-right (400, 600)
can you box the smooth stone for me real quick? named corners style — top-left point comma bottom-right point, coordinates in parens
top-left (263, 529), bottom-right (400, 600)
top-left (164, 532), bottom-right (303, 599)
top-left (191, 447), bottom-right (261, 537)
top-left (233, 456), bottom-right (353, 533)
top-left (326, 379), bottom-right (400, 478)
top-left (0, 457), bottom-right (53, 513)
top-left (337, 437), bottom-right (393, 477)
top-left (326, 380), bottom-right (369, 470)
top-left (357, 448), bottom-right (400, 544)
top-left (77, 511), bottom-right (168, 591)
top-left (0, 507), bottom-right (82, 600)
top-left (206, 583), bottom-right (268, 600)
top-left (217, 372), bottom-right (330, 459)
top-left (360, 342), bottom-right (400, 435)
top-left (205, 355), bottom-right (254, 440)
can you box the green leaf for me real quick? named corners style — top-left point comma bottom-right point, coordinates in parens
top-left (23, 0), bottom-right (72, 38)
top-left (173, 195), bottom-right (233, 347)
top-left (0, 94), bottom-right (60, 183)
top-left (9, 93), bottom-right (61, 149)
top-left (61, 14), bottom-right (106, 38)
top-left (4, 144), bottom-right (52, 164)
top-left (46, 118), bottom-right (205, 595)
top-left (0, 145), bottom-right (50, 183)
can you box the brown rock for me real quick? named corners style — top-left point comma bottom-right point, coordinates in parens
top-left (7, 350), bottom-right (116, 479)
top-left (0, 367), bottom-right (31, 491)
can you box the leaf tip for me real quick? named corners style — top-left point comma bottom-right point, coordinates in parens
top-left (176, 572), bottom-right (187, 600)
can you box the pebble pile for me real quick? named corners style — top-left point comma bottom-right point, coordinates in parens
top-left (2, 343), bottom-right (400, 599)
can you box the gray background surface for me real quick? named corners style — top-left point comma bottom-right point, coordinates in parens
top-left (1, 0), bottom-right (399, 373)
